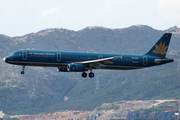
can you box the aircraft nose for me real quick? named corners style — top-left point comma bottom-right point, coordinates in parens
top-left (3, 57), bottom-right (8, 62)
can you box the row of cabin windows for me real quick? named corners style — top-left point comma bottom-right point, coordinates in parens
top-left (61, 56), bottom-right (99, 59)
top-left (30, 55), bottom-right (55, 57)
top-left (30, 55), bottom-right (133, 61)
top-left (61, 56), bottom-right (132, 61)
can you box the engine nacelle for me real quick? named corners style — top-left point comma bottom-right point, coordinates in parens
top-left (57, 67), bottom-right (68, 72)
top-left (67, 63), bottom-right (88, 72)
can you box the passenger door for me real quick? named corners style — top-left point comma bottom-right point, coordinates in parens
top-left (57, 52), bottom-right (61, 61)
top-left (22, 51), bottom-right (27, 60)
top-left (143, 56), bottom-right (148, 65)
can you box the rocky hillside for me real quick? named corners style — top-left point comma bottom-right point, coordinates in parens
top-left (0, 25), bottom-right (180, 115)
top-left (11, 100), bottom-right (180, 120)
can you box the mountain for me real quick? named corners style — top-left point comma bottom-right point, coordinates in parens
top-left (0, 25), bottom-right (180, 115)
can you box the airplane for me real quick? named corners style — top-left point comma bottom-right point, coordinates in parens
top-left (3, 33), bottom-right (174, 78)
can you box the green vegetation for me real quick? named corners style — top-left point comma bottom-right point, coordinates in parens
top-left (132, 105), bottom-right (180, 113)
top-left (135, 118), bottom-right (157, 120)
top-left (95, 104), bottom-right (120, 111)
top-left (4, 118), bottom-right (19, 120)
top-left (135, 118), bottom-right (180, 120)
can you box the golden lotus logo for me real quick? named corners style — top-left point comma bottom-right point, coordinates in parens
top-left (153, 41), bottom-right (168, 55)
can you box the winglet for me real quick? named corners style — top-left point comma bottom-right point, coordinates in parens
top-left (146, 33), bottom-right (172, 58)
top-left (113, 55), bottom-right (123, 60)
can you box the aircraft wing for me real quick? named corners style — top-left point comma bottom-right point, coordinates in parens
top-left (74, 56), bottom-right (122, 69)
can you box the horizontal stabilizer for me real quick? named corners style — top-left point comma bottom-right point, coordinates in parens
top-left (155, 58), bottom-right (174, 63)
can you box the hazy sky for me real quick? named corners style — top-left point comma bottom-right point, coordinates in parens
top-left (0, 0), bottom-right (180, 37)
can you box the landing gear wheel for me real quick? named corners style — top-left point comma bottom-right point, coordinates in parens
top-left (21, 71), bottom-right (24, 74)
top-left (21, 65), bottom-right (25, 75)
top-left (81, 72), bottom-right (87, 78)
top-left (89, 72), bottom-right (95, 78)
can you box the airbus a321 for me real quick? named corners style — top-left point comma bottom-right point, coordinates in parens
top-left (3, 33), bottom-right (174, 78)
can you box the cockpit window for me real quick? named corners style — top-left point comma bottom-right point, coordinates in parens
top-left (12, 53), bottom-right (18, 56)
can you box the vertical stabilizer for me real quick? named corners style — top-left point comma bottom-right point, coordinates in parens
top-left (146, 33), bottom-right (172, 58)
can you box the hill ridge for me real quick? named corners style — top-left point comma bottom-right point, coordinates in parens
top-left (0, 25), bottom-right (179, 115)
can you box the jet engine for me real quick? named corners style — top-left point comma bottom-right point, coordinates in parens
top-left (67, 63), bottom-right (88, 72)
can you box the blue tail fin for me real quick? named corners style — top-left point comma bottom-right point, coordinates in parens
top-left (146, 33), bottom-right (172, 58)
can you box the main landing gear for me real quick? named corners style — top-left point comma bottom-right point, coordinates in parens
top-left (21, 65), bottom-right (25, 74)
top-left (89, 72), bottom-right (95, 78)
top-left (82, 72), bottom-right (87, 78)
top-left (81, 70), bottom-right (95, 78)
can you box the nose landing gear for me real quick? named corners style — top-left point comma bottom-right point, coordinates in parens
top-left (21, 65), bottom-right (25, 74)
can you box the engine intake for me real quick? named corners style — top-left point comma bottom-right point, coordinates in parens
top-left (57, 67), bottom-right (68, 72)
